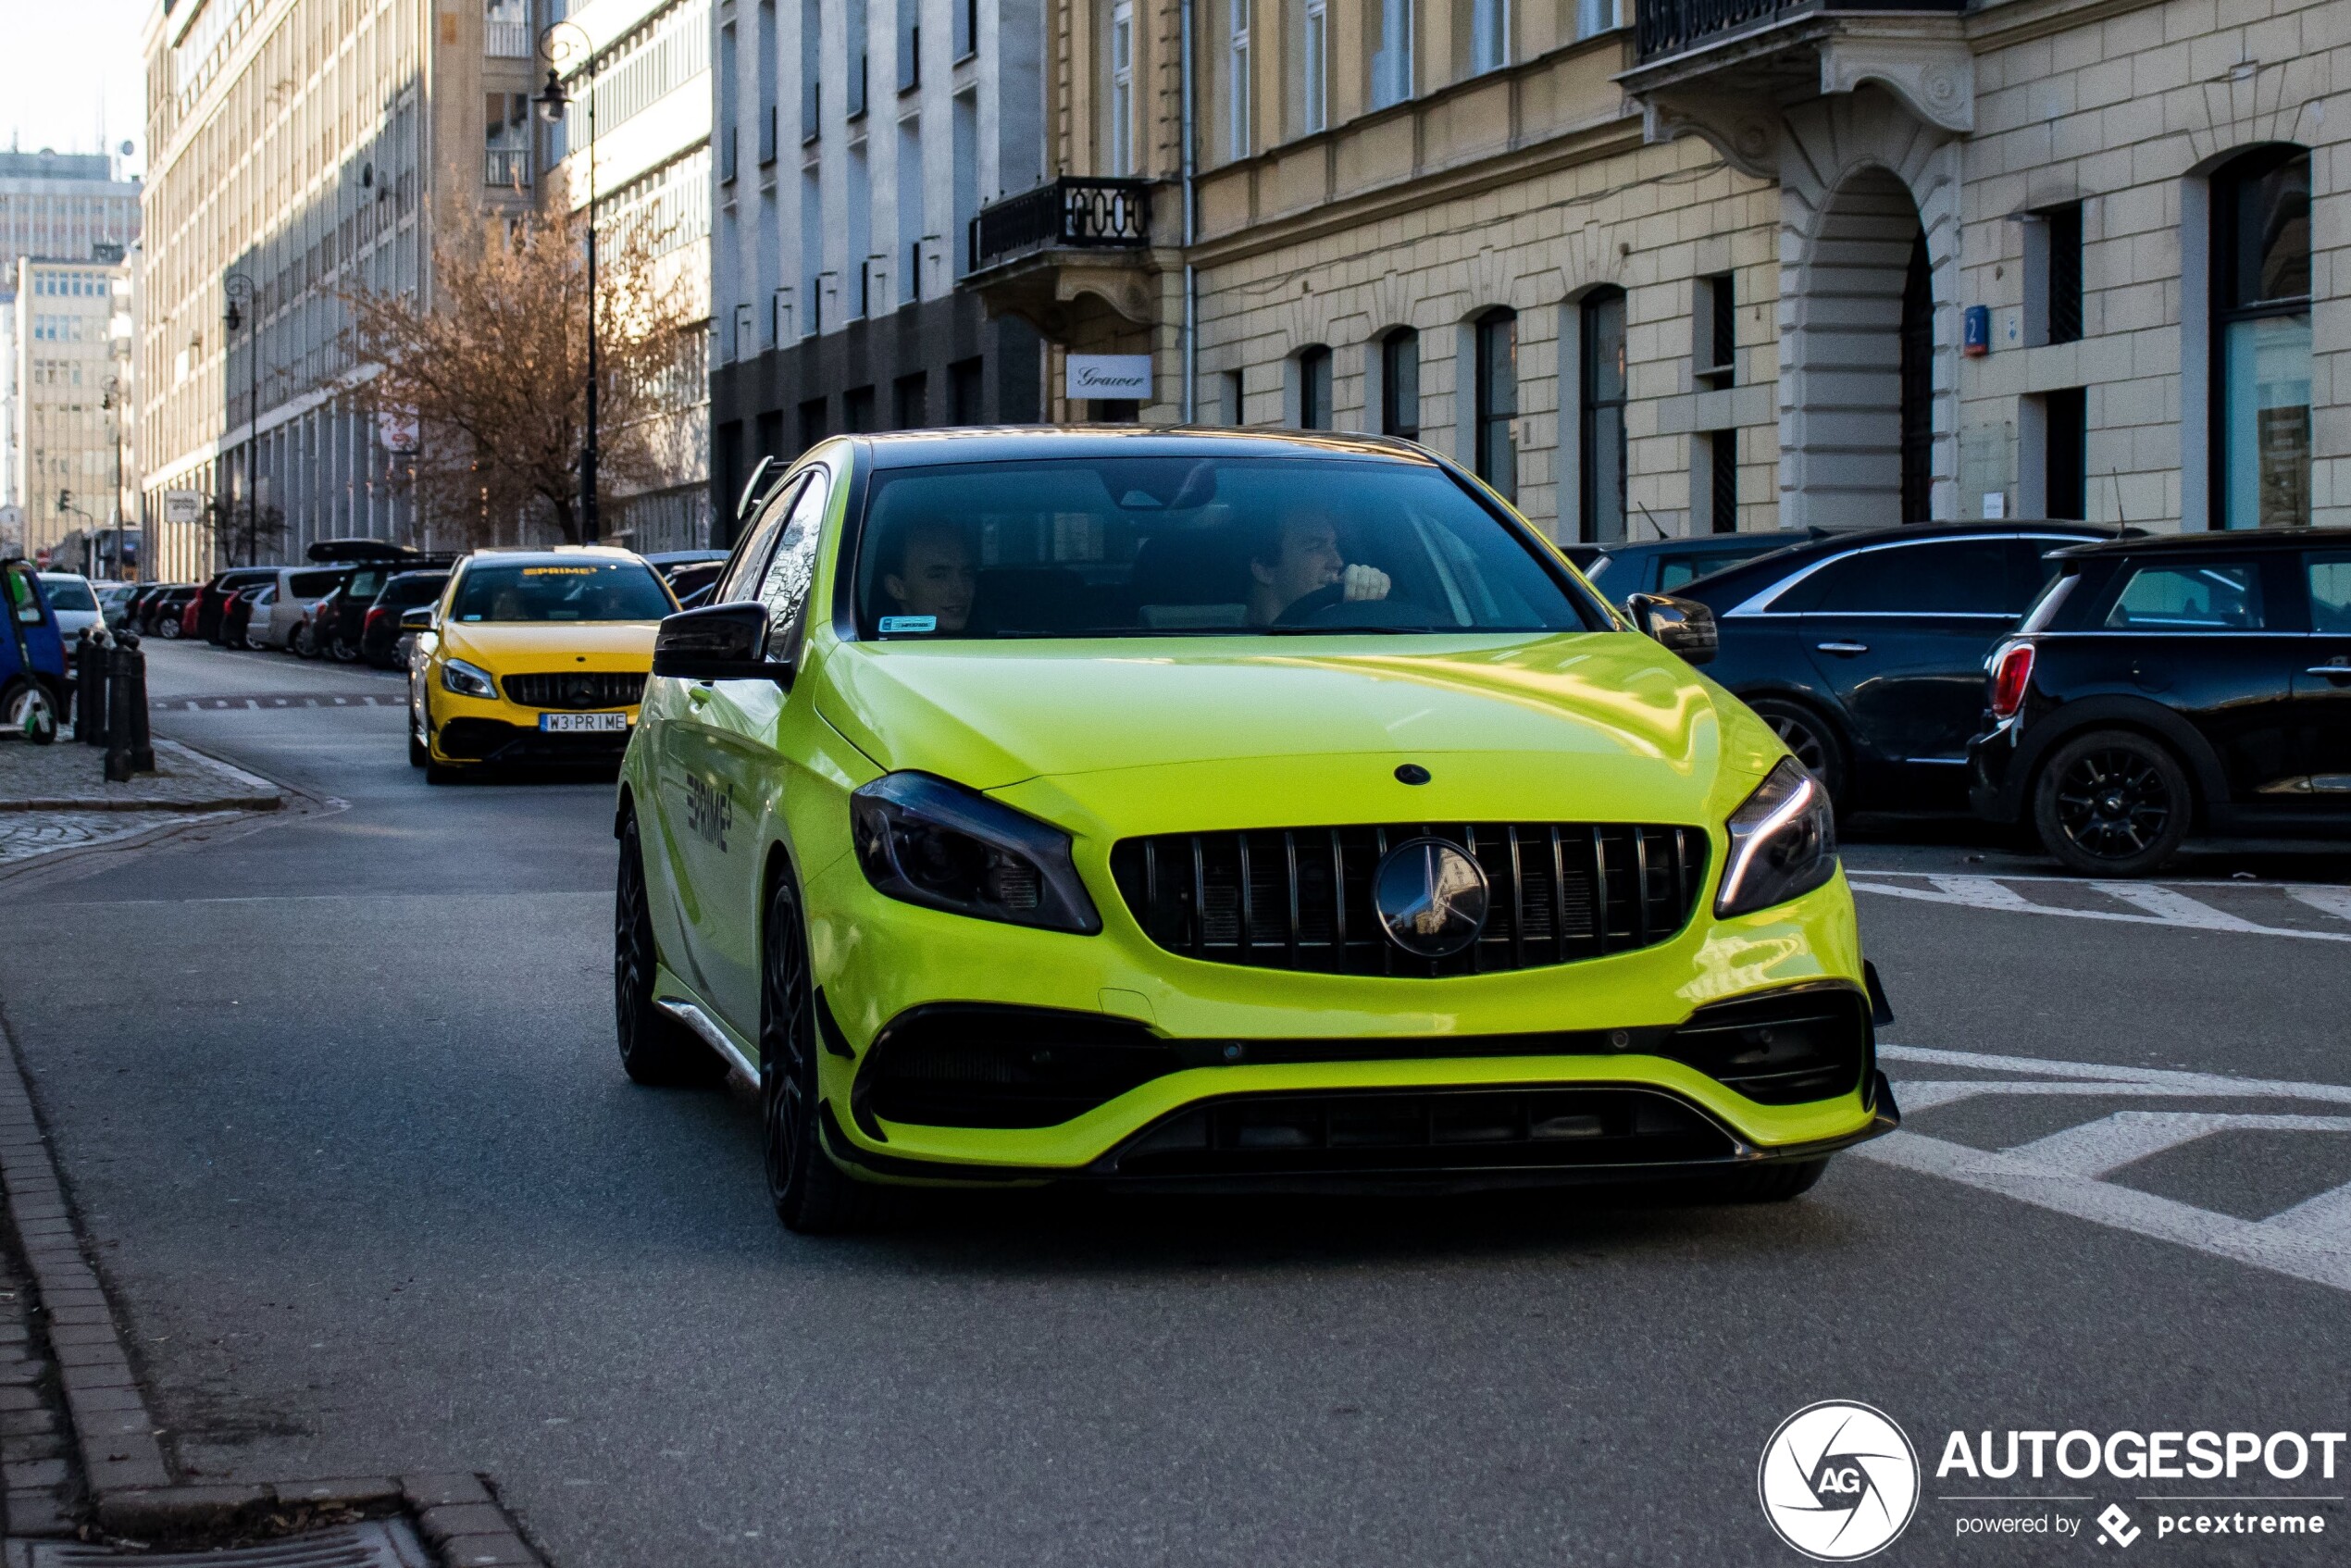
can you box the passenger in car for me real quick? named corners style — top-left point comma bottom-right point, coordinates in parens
top-left (877, 517), bottom-right (979, 634)
top-left (1243, 506), bottom-right (1391, 626)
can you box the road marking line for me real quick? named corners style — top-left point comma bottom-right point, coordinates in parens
top-left (2090, 882), bottom-right (2268, 931)
top-left (1854, 1131), bottom-right (2351, 1292)
top-left (1998, 1111), bottom-right (2351, 1178)
top-left (1881, 1042), bottom-right (2351, 1103)
top-left (2268, 1181), bottom-right (2351, 1239)
top-left (1924, 875), bottom-right (2038, 910)
top-left (2289, 886), bottom-right (2351, 923)
top-left (1848, 879), bottom-right (2351, 941)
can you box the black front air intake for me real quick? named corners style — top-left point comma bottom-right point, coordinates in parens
top-left (1109, 823), bottom-right (1708, 978)
top-left (1660, 986), bottom-right (1872, 1105)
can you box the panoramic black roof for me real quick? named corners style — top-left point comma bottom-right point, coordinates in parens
top-left (855, 426), bottom-right (1436, 469)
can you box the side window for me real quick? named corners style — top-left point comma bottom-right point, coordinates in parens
top-left (2101, 560), bottom-right (2267, 630)
top-left (1808, 541), bottom-right (2013, 615)
top-left (753, 467), bottom-right (831, 645)
top-left (711, 473), bottom-right (809, 605)
top-left (2305, 554), bottom-right (2351, 634)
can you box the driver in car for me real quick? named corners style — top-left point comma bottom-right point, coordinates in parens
top-left (877, 517), bottom-right (978, 634)
top-left (1244, 506), bottom-right (1390, 626)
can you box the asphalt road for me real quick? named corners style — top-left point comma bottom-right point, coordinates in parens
top-left (2, 639), bottom-right (2348, 1566)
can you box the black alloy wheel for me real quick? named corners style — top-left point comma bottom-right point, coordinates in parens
top-left (330, 633), bottom-right (362, 663)
top-left (614, 811), bottom-right (727, 1086)
top-left (1748, 698), bottom-right (1848, 810)
top-left (761, 868), bottom-right (878, 1234)
top-left (2033, 729), bottom-right (2192, 877)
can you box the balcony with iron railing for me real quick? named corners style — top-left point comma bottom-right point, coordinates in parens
top-left (484, 149), bottom-right (531, 188)
top-left (970, 178), bottom-right (1153, 273)
top-left (1634, 0), bottom-right (1963, 63)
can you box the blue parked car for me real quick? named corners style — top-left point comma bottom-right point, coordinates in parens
top-left (2, 558), bottom-right (68, 740)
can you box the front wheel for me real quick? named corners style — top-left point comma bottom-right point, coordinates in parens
top-left (156, 616), bottom-right (181, 640)
top-left (762, 868), bottom-right (879, 1234)
top-left (614, 812), bottom-right (727, 1086)
top-left (329, 636), bottom-right (362, 663)
top-left (1747, 697), bottom-right (1848, 812)
top-left (2032, 729), bottom-right (2191, 877)
top-left (1, 679), bottom-right (57, 744)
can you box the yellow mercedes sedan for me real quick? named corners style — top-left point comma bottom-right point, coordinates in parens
top-left (404, 547), bottom-right (678, 782)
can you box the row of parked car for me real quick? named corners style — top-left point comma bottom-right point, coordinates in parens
top-left (108, 542), bottom-right (731, 671)
top-left (1580, 519), bottom-right (2351, 875)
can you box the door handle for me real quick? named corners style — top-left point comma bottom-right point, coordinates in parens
top-left (1815, 641), bottom-right (1870, 655)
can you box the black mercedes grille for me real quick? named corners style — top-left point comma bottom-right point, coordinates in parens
top-left (501, 670), bottom-right (646, 709)
top-left (1109, 823), bottom-right (1708, 977)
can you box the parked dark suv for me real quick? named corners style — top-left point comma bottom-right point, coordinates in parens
top-left (1968, 528), bottom-right (2351, 875)
top-left (1676, 522), bottom-right (2121, 810)
top-left (360, 569), bottom-right (449, 667)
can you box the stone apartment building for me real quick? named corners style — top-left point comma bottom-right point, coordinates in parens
top-left (6, 256), bottom-right (135, 572)
top-left (962, 0), bottom-right (2341, 540)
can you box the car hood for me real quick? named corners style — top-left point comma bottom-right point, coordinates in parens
top-left (437, 620), bottom-right (658, 667)
top-left (815, 631), bottom-right (1779, 828)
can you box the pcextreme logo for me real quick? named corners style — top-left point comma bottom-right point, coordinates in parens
top-left (1760, 1400), bottom-right (1922, 1562)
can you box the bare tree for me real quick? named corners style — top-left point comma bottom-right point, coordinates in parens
top-left (342, 188), bottom-right (691, 546)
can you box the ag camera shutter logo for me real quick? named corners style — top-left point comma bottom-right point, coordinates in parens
top-left (1759, 1400), bottom-right (1921, 1561)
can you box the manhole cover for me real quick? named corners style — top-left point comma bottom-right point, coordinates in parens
top-left (29, 1520), bottom-right (430, 1567)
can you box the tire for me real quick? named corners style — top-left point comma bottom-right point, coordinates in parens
top-left (1, 678), bottom-right (58, 744)
top-left (2031, 728), bottom-right (2192, 877)
top-left (1747, 697), bottom-right (1849, 811)
top-left (613, 812), bottom-right (728, 1087)
top-left (761, 865), bottom-right (880, 1234)
top-left (408, 729), bottom-right (429, 768)
top-left (330, 637), bottom-right (362, 664)
top-left (293, 621), bottom-right (321, 659)
top-left (156, 617), bottom-right (180, 640)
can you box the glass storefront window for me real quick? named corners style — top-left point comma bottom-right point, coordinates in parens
top-left (2213, 146), bottom-right (2311, 529)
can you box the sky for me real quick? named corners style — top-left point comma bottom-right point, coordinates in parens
top-left (0, 0), bottom-right (150, 176)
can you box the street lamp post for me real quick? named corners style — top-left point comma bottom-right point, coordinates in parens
top-left (222, 273), bottom-right (259, 566)
top-left (536, 24), bottom-right (600, 541)
top-left (101, 377), bottom-right (126, 581)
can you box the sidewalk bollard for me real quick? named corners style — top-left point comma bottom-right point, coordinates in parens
top-left (76, 628), bottom-right (107, 746)
top-left (104, 640), bottom-right (135, 782)
top-left (123, 635), bottom-right (154, 773)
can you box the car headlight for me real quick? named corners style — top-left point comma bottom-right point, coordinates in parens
top-left (851, 772), bottom-right (1101, 934)
top-left (1715, 758), bottom-right (1837, 918)
top-left (441, 658), bottom-right (497, 699)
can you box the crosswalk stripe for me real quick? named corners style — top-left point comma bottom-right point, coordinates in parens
top-left (1999, 1111), bottom-right (2351, 1179)
top-left (2267, 1180), bottom-right (2351, 1239)
top-left (1924, 875), bottom-right (2037, 910)
top-left (2290, 886), bottom-right (2351, 922)
top-left (1881, 1042), bottom-right (2351, 1103)
top-left (2090, 882), bottom-right (2268, 931)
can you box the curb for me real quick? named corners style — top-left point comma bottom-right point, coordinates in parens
top-left (0, 739), bottom-right (285, 815)
top-left (0, 1007), bottom-right (547, 1563)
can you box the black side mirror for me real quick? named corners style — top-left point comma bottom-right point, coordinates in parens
top-left (399, 605), bottom-right (436, 632)
top-left (653, 601), bottom-right (791, 684)
top-left (1626, 593), bottom-right (1718, 666)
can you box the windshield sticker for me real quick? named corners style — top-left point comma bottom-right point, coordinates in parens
top-left (523, 566), bottom-right (597, 576)
top-left (878, 616), bottom-right (937, 635)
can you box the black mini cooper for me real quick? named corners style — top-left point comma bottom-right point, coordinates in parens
top-left (1968, 528), bottom-right (2351, 875)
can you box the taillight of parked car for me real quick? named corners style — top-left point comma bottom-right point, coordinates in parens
top-left (1989, 641), bottom-right (2034, 719)
top-left (364, 605), bottom-right (387, 638)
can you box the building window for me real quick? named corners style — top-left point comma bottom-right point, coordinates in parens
top-left (1380, 328), bottom-right (1419, 439)
top-left (1579, 287), bottom-right (1626, 543)
top-left (894, 371), bottom-right (928, 428)
top-left (898, 0), bottom-right (920, 91)
top-left (1227, 0), bottom-right (1252, 159)
top-left (1573, 0), bottom-right (1618, 37)
top-left (848, 0), bottom-right (870, 116)
top-left (2042, 387), bottom-right (2087, 520)
top-left (1455, 0), bottom-right (1507, 78)
top-left (1474, 308), bottom-right (1517, 502)
top-left (1898, 230), bottom-right (1933, 523)
top-left (2213, 145), bottom-right (2310, 529)
top-left (844, 386), bottom-right (876, 432)
top-left (802, 0), bottom-right (824, 140)
top-left (1708, 429), bottom-right (1737, 533)
top-left (950, 357), bottom-right (985, 423)
top-left (1221, 369), bottom-right (1245, 424)
top-left (1367, 0), bottom-right (1411, 108)
top-left (1696, 271), bottom-right (1733, 388)
top-left (954, 0), bottom-right (978, 57)
top-left (1109, 0), bottom-right (1135, 175)
top-left (484, 0), bottom-right (530, 56)
top-left (484, 93), bottom-right (530, 187)
top-left (1301, 0), bottom-right (1328, 135)
top-left (1298, 345), bottom-right (1332, 428)
top-left (2046, 203), bottom-right (2082, 344)
top-left (798, 396), bottom-right (829, 452)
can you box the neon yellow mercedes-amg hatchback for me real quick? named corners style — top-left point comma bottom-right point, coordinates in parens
top-left (616, 429), bottom-right (1897, 1231)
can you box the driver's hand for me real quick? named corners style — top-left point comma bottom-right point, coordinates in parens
top-left (1342, 564), bottom-right (1391, 602)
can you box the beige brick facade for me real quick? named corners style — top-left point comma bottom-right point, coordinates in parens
top-left (991, 0), bottom-right (2343, 541)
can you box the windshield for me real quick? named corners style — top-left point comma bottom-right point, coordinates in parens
top-left (852, 455), bottom-right (1601, 640)
top-left (39, 578), bottom-right (97, 612)
top-left (449, 560), bottom-right (673, 623)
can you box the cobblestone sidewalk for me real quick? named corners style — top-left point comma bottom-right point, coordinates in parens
top-left (0, 741), bottom-right (280, 815)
